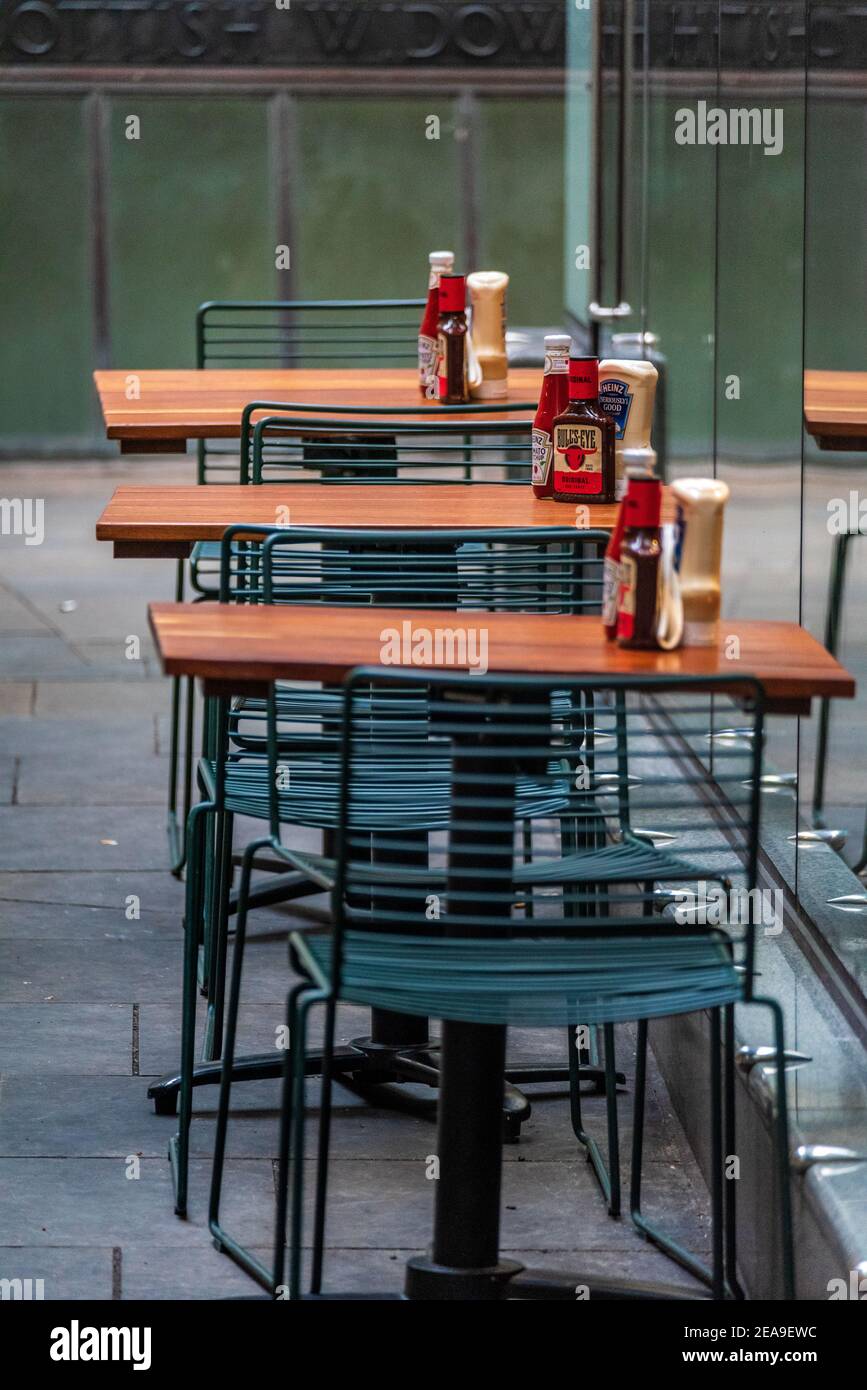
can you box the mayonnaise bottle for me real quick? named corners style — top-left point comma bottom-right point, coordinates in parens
top-left (598, 359), bottom-right (659, 498)
top-left (671, 478), bottom-right (730, 646)
top-left (467, 271), bottom-right (509, 399)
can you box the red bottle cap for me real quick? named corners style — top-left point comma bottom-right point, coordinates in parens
top-left (623, 475), bottom-right (661, 529)
top-left (438, 274), bottom-right (466, 314)
top-left (568, 356), bottom-right (599, 401)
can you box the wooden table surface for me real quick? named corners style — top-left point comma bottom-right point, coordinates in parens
top-left (148, 603), bottom-right (855, 716)
top-left (804, 369), bottom-right (867, 449)
top-left (97, 483), bottom-right (675, 557)
top-left (94, 367), bottom-right (541, 452)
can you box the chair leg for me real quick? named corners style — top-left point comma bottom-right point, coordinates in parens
top-left (813, 532), bottom-right (850, 825)
top-left (273, 983), bottom-right (324, 1300)
top-left (204, 810), bottom-right (236, 1060)
top-left (309, 997), bottom-right (337, 1295)
top-left (748, 995), bottom-right (795, 1300)
top-left (208, 834), bottom-right (274, 1288)
top-left (171, 799), bottom-right (214, 1218)
top-left (168, 559), bottom-right (187, 877)
top-left (723, 1004), bottom-right (746, 1299)
top-left (569, 1017), bottom-right (619, 1215)
top-left (630, 1015), bottom-right (721, 1291)
top-left (709, 1008), bottom-right (725, 1300)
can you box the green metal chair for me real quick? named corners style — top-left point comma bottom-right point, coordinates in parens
top-left (209, 669), bottom-right (795, 1301)
top-left (168, 294), bottom-right (424, 873)
top-left (164, 522), bottom-right (607, 1216)
top-left (812, 529), bottom-right (866, 873)
top-left (166, 370), bottom-right (537, 873)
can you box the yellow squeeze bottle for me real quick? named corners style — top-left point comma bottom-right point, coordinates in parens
top-left (467, 271), bottom-right (509, 399)
top-left (598, 359), bottom-right (659, 498)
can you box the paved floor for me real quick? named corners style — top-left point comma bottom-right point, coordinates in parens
top-left (1, 459), bottom-right (720, 1299)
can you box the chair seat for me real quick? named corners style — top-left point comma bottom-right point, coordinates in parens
top-left (215, 755), bottom-right (575, 830)
top-left (293, 929), bottom-right (742, 1027)
top-left (229, 685), bottom-right (586, 753)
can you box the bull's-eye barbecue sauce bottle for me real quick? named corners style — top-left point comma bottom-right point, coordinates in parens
top-left (616, 470), bottom-right (663, 648)
top-left (550, 356), bottom-right (616, 504)
top-left (532, 334), bottom-right (571, 498)
top-left (419, 250), bottom-right (455, 398)
top-left (436, 274), bottom-right (469, 404)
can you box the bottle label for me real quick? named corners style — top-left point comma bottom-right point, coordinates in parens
top-left (599, 377), bottom-right (633, 440)
top-left (437, 331), bottom-right (448, 398)
top-left (617, 553), bottom-right (637, 640)
top-left (553, 424), bottom-right (603, 495)
top-left (419, 333), bottom-right (438, 396)
top-left (602, 554), bottom-right (620, 627)
top-left (543, 351), bottom-right (569, 375)
top-left (532, 427), bottom-right (552, 485)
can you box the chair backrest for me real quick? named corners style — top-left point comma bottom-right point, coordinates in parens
top-left (195, 296), bottom-right (425, 484)
top-left (246, 411), bottom-right (534, 486)
top-left (197, 298), bottom-right (425, 369)
top-left (328, 668), bottom-right (766, 994)
top-left (219, 523), bottom-right (606, 616)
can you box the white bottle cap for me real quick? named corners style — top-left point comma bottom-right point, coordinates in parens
top-left (430, 250), bottom-right (455, 267)
top-left (621, 446), bottom-right (658, 475)
top-left (544, 334), bottom-right (572, 350)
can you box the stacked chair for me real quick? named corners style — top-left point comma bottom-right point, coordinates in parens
top-left (206, 647), bottom-right (795, 1300)
top-left (167, 520), bottom-right (609, 1216)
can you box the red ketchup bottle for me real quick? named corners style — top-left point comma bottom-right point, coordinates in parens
top-left (602, 501), bottom-right (627, 641)
top-left (616, 471), bottom-right (663, 649)
top-left (418, 250), bottom-right (455, 398)
top-left (436, 274), bottom-right (469, 404)
top-left (532, 334), bottom-right (571, 498)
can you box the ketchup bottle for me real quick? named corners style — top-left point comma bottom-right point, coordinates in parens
top-left (550, 357), bottom-right (616, 504)
top-left (419, 250), bottom-right (455, 398)
top-left (602, 502), bottom-right (627, 641)
top-left (436, 274), bottom-right (469, 404)
top-left (532, 334), bottom-right (571, 498)
top-left (617, 471), bottom-right (663, 649)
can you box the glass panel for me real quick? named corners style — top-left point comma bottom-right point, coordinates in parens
top-left (109, 98), bottom-right (271, 367)
top-left (0, 97), bottom-right (92, 446)
top-left (801, 0), bottom-right (867, 974)
top-left (294, 98), bottom-right (460, 301)
top-left (475, 97), bottom-right (564, 325)
top-left (715, 3), bottom-right (806, 862)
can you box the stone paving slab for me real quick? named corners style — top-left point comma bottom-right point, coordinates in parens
top-left (0, 683), bottom-right (35, 716)
top-left (0, 1003), bottom-right (133, 1075)
top-left (0, 806), bottom-right (168, 871)
top-left (0, 460), bottom-right (718, 1301)
top-left (0, 870), bottom-right (184, 914)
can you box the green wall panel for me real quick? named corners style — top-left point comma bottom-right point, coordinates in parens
top-left (0, 98), bottom-right (92, 443)
top-left (293, 98), bottom-right (460, 301)
top-left (476, 98), bottom-right (564, 325)
top-left (109, 98), bottom-right (272, 369)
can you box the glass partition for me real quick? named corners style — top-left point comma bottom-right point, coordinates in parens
top-left (564, 0), bottom-right (867, 959)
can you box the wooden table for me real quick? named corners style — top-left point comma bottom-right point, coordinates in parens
top-left (149, 603), bottom-right (854, 718)
top-left (94, 367), bottom-right (541, 453)
top-left (804, 369), bottom-right (867, 450)
top-left (96, 483), bottom-right (676, 558)
top-left (148, 599), bottom-right (854, 1300)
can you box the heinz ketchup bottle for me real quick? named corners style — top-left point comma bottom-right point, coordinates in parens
top-left (531, 334), bottom-right (571, 498)
top-left (418, 250), bottom-right (455, 398)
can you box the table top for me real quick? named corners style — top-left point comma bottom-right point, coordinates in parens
top-left (97, 483), bottom-right (675, 557)
top-left (147, 603), bottom-right (855, 715)
top-left (804, 369), bottom-right (867, 448)
top-left (94, 367), bottom-right (541, 450)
